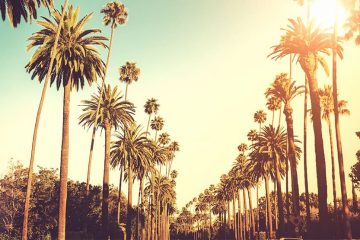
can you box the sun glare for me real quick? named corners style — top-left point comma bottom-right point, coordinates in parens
top-left (310, 0), bottom-right (348, 32)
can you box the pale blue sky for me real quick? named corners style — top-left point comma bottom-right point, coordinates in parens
top-left (0, 0), bottom-right (359, 209)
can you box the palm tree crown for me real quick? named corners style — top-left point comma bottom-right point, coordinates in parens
top-left (79, 84), bottom-right (135, 130)
top-left (101, 1), bottom-right (128, 28)
top-left (151, 116), bottom-right (165, 132)
top-left (144, 98), bottom-right (160, 115)
top-left (26, 5), bottom-right (107, 90)
top-left (0, 0), bottom-right (53, 27)
top-left (119, 61), bottom-right (140, 84)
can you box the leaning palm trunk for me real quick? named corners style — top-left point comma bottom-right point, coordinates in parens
top-left (58, 80), bottom-right (71, 240)
top-left (284, 104), bottom-right (300, 217)
top-left (22, 2), bottom-right (68, 239)
top-left (332, 13), bottom-right (352, 239)
top-left (264, 175), bottom-right (273, 238)
top-left (247, 187), bottom-right (256, 237)
top-left (238, 189), bottom-right (243, 240)
top-left (299, 53), bottom-right (328, 233)
top-left (243, 190), bottom-right (248, 238)
top-left (327, 119), bottom-right (338, 215)
top-left (102, 120), bottom-right (112, 238)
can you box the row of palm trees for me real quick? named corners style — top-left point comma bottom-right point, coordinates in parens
top-left (177, 2), bottom-right (360, 236)
top-left (0, 1), bottom-right (180, 239)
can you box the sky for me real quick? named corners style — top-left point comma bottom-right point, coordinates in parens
top-left (0, 0), bottom-right (360, 210)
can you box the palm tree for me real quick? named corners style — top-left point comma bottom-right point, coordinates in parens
top-left (269, 17), bottom-right (343, 232)
top-left (266, 97), bottom-right (281, 126)
top-left (167, 141), bottom-right (180, 177)
top-left (21, 2), bottom-right (68, 239)
top-left (255, 125), bottom-right (294, 236)
top-left (119, 61), bottom-right (140, 100)
top-left (247, 146), bottom-right (273, 238)
top-left (265, 73), bottom-right (304, 219)
top-left (112, 123), bottom-right (153, 240)
top-left (144, 98), bottom-right (160, 135)
top-left (0, 0), bottom-right (53, 27)
top-left (254, 110), bottom-right (267, 132)
top-left (79, 84), bottom-right (135, 238)
top-left (151, 116), bottom-right (165, 141)
top-left (86, 0), bottom-right (128, 207)
top-left (318, 85), bottom-right (350, 215)
top-left (25, 6), bottom-right (106, 239)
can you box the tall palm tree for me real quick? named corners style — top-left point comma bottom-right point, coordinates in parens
top-left (318, 85), bottom-right (350, 215)
top-left (266, 96), bottom-right (281, 126)
top-left (21, 2), bottom-right (68, 239)
top-left (79, 84), bottom-right (135, 238)
top-left (119, 61), bottom-right (140, 100)
top-left (255, 125), bottom-right (295, 236)
top-left (247, 145), bottom-right (273, 238)
top-left (265, 73), bottom-right (304, 219)
top-left (167, 141), bottom-right (180, 177)
top-left (0, 0), bottom-right (53, 27)
top-left (26, 6), bottom-right (107, 239)
top-left (86, 0), bottom-right (128, 206)
top-left (144, 98), bottom-right (160, 134)
top-left (151, 116), bottom-right (164, 141)
top-left (333, 1), bottom-right (354, 238)
top-left (111, 123), bottom-right (154, 240)
top-left (269, 17), bottom-right (343, 233)
top-left (254, 110), bottom-right (267, 132)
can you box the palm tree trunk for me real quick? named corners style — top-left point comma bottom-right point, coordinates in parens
top-left (300, 55), bottom-right (328, 235)
top-left (256, 184), bottom-right (260, 239)
top-left (243, 189), bottom-right (248, 238)
top-left (117, 166), bottom-right (123, 224)
top-left (327, 119), bottom-right (338, 215)
top-left (233, 192), bottom-right (237, 240)
top-left (303, 77), bottom-right (311, 230)
top-left (247, 187), bottom-right (256, 237)
top-left (275, 153), bottom-right (284, 234)
top-left (284, 105), bottom-right (300, 217)
top-left (146, 114), bottom-right (151, 136)
top-left (264, 175), bottom-right (273, 238)
top-left (285, 138), bottom-right (290, 218)
top-left (140, 178), bottom-right (146, 240)
top-left (150, 173), bottom-right (155, 240)
top-left (127, 156), bottom-right (133, 240)
top-left (136, 186), bottom-right (140, 240)
top-left (227, 201), bottom-right (231, 229)
top-left (125, 82), bottom-right (129, 101)
top-left (332, 10), bottom-right (352, 239)
top-left (352, 182), bottom-right (358, 211)
top-left (21, 2), bottom-right (68, 239)
top-left (274, 181), bottom-right (278, 231)
top-left (57, 80), bottom-right (71, 240)
top-left (238, 189), bottom-right (243, 240)
top-left (102, 120), bottom-right (111, 239)
top-left (86, 22), bottom-right (115, 196)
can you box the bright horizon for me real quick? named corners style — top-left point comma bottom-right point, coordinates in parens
top-left (0, 0), bottom-right (359, 210)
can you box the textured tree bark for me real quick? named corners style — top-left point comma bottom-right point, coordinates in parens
top-left (300, 54), bottom-right (328, 235)
top-left (275, 153), bottom-right (284, 235)
top-left (57, 81), bottom-right (71, 240)
top-left (284, 104), bottom-right (300, 217)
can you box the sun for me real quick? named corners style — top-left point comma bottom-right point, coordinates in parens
top-left (310, 0), bottom-right (348, 31)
